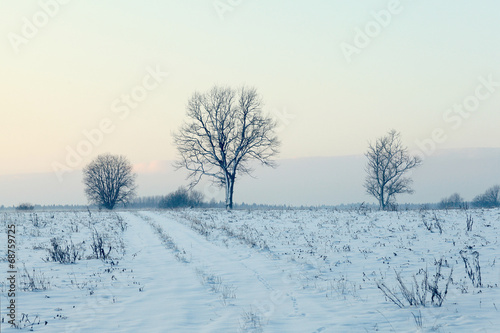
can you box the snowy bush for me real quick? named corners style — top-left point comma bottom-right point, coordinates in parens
top-left (46, 237), bottom-right (83, 264)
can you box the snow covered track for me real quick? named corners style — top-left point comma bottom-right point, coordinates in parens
top-left (136, 211), bottom-right (339, 332)
top-left (70, 211), bottom-right (221, 332)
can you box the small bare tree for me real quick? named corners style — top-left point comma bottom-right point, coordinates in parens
top-left (364, 130), bottom-right (422, 210)
top-left (173, 86), bottom-right (280, 210)
top-left (83, 154), bottom-right (137, 210)
top-left (439, 193), bottom-right (465, 210)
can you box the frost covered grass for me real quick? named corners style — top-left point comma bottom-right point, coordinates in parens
top-left (164, 208), bottom-right (500, 331)
top-left (1, 211), bottom-right (129, 331)
top-left (0, 208), bottom-right (499, 332)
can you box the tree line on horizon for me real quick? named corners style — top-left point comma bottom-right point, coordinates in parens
top-left (438, 186), bottom-right (500, 210)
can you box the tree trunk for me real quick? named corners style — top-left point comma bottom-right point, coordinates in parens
top-left (228, 177), bottom-right (235, 209)
top-left (379, 187), bottom-right (385, 210)
top-left (224, 174), bottom-right (235, 210)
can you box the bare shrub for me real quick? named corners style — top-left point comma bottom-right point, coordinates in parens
top-left (356, 202), bottom-right (371, 215)
top-left (239, 308), bottom-right (264, 333)
top-left (158, 187), bottom-right (205, 209)
top-left (10, 313), bottom-right (42, 330)
top-left (460, 249), bottom-right (482, 287)
top-left (377, 260), bottom-right (452, 308)
top-left (427, 258), bottom-right (453, 307)
top-left (328, 276), bottom-right (359, 299)
top-left (412, 310), bottom-right (423, 329)
top-left (46, 238), bottom-right (83, 264)
top-left (20, 265), bottom-right (50, 291)
top-left (220, 284), bottom-right (237, 305)
top-left (421, 213), bottom-right (443, 234)
top-left (433, 214), bottom-right (443, 234)
top-left (465, 214), bottom-right (474, 232)
top-left (115, 213), bottom-right (127, 232)
top-left (29, 213), bottom-right (46, 228)
top-left (90, 229), bottom-right (112, 260)
top-left (16, 203), bottom-right (35, 211)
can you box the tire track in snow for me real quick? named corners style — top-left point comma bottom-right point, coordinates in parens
top-left (64, 212), bottom-right (228, 332)
top-left (139, 211), bottom-right (341, 332)
top-left (135, 211), bottom-right (281, 330)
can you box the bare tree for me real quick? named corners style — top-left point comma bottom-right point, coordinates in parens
top-left (472, 185), bottom-right (500, 208)
top-left (173, 86), bottom-right (280, 210)
top-left (364, 130), bottom-right (422, 210)
top-left (83, 153), bottom-right (137, 210)
top-left (439, 193), bottom-right (465, 210)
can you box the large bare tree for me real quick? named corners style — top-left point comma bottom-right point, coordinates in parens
top-left (364, 130), bottom-right (422, 210)
top-left (83, 153), bottom-right (137, 210)
top-left (174, 86), bottom-right (280, 209)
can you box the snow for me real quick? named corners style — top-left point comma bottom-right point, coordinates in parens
top-left (1, 208), bottom-right (499, 332)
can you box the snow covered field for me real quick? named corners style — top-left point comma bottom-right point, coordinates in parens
top-left (1, 208), bottom-right (499, 332)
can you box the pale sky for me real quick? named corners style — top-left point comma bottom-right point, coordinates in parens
top-left (1, 1), bottom-right (500, 205)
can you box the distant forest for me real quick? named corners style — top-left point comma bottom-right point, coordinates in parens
top-left (0, 199), bottom-right (448, 212)
top-left (3, 185), bottom-right (499, 212)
